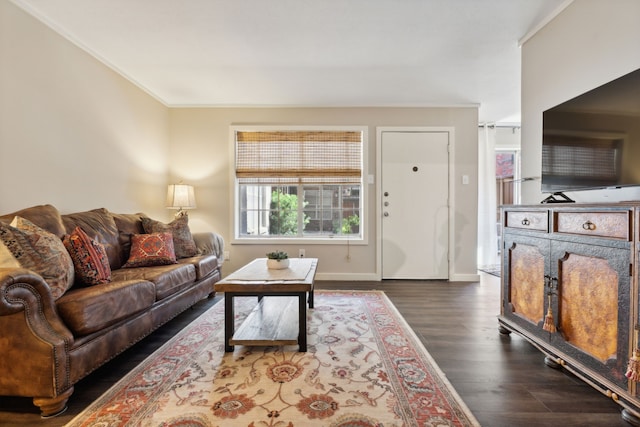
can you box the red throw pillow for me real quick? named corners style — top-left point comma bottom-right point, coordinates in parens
top-left (123, 232), bottom-right (177, 268)
top-left (141, 216), bottom-right (197, 259)
top-left (63, 226), bottom-right (112, 286)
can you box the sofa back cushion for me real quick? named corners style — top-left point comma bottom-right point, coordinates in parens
top-left (110, 212), bottom-right (147, 267)
top-left (0, 204), bottom-right (66, 238)
top-left (61, 209), bottom-right (122, 270)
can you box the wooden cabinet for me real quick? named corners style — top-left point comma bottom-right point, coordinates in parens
top-left (499, 204), bottom-right (639, 425)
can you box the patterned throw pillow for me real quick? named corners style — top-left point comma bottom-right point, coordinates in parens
top-left (141, 216), bottom-right (197, 259)
top-left (63, 226), bottom-right (112, 286)
top-left (0, 216), bottom-right (75, 299)
top-left (0, 241), bottom-right (20, 268)
top-left (123, 232), bottom-right (177, 268)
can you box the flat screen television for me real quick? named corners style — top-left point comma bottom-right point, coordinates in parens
top-left (541, 67), bottom-right (640, 197)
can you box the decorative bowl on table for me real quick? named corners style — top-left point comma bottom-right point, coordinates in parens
top-left (266, 250), bottom-right (289, 269)
top-left (267, 258), bottom-right (290, 269)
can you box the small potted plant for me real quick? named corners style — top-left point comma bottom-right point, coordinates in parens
top-left (266, 250), bottom-right (289, 269)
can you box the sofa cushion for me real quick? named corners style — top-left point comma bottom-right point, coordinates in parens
top-left (111, 263), bottom-right (196, 300)
top-left (63, 226), bottom-right (112, 286)
top-left (0, 217), bottom-right (74, 299)
top-left (56, 279), bottom-right (156, 336)
top-left (177, 254), bottom-right (219, 280)
top-left (142, 216), bottom-right (197, 259)
top-left (0, 204), bottom-right (66, 238)
top-left (123, 232), bottom-right (177, 268)
top-left (62, 209), bottom-right (121, 270)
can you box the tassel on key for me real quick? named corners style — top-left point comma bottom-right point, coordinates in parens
top-left (542, 294), bottom-right (556, 333)
top-left (626, 327), bottom-right (640, 382)
top-left (626, 349), bottom-right (640, 382)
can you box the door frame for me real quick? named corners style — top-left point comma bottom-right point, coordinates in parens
top-left (375, 127), bottom-right (455, 280)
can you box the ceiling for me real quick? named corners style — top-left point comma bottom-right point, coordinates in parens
top-left (12, 0), bottom-right (569, 124)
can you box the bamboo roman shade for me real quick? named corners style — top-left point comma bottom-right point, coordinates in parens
top-left (235, 130), bottom-right (363, 184)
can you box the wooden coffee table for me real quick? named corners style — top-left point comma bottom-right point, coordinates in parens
top-left (214, 258), bottom-right (318, 352)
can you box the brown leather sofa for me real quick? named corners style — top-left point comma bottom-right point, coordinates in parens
top-left (0, 205), bottom-right (223, 417)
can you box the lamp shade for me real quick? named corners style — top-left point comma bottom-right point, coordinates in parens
top-left (166, 184), bottom-right (196, 210)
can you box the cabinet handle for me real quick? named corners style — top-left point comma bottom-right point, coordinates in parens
top-left (582, 221), bottom-right (596, 231)
top-left (521, 218), bottom-right (530, 226)
top-left (544, 275), bottom-right (559, 291)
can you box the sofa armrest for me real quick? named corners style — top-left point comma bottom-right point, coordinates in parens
top-left (193, 232), bottom-right (225, 264)
top-left (0, 268), bottom-right (74, 401)
top-left (0, 267), bottom-right (73, 341)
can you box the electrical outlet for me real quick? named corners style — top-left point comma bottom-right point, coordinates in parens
top-left (299, 249), bottom-right (305, 258)
top-left (224, 251), bottom-right (230, 261)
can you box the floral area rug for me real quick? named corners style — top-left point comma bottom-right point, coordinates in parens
top-left (67, 291), bottom-right (479, 426)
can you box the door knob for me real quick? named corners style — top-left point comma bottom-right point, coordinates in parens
top-left (384, 201), bottom-right (389, 206)
top-left (384, 212), bottom-right (389, 217)
top-left (384, 192), bottom-right (389, 197)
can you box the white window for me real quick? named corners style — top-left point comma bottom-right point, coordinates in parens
top-left (233, 127), bottom-right (365, 241)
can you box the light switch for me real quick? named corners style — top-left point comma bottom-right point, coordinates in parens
top-left (462, 175), bottom-right (469, 185)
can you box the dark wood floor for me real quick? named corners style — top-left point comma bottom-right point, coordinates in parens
top-left (0, 273), bottom-right (631, 426)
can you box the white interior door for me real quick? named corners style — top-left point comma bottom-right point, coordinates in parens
top-left (381, 131), bottom-right (449, 279)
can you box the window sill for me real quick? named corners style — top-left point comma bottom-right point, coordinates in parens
top-left (231, 237), bottom-right (367, 245)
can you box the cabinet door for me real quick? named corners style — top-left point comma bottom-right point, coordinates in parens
top-left (550, 240), bottom-right (631, 389)
top-left (502, 233), bottom-right (549, 334)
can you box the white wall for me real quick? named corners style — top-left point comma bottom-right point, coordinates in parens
top-left (495, 126), bottom-right (521, 151)
top-left (521, 0), bottom-right (640, 204)
top-left (169, 107), bottom-right (479, 281)
top-left (0, 1), bottom-right (170, 217)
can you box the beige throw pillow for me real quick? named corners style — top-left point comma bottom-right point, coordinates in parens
top-left (0, 240), bottom-right (20, 268)
top-left (0, 216), bottom-right (75, 299)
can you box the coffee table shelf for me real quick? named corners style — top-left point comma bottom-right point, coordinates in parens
top-left (230, 297), bottom-right (299, 346)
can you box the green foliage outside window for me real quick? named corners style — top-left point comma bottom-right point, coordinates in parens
top-left (269, 190), bottom-right (309, 235)
top-left (341, 214), bottom-right (360, 234)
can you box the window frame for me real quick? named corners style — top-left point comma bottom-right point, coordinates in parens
top-left (230, 125), bottom-right (368, 245)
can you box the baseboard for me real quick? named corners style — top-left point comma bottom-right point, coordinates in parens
top-left (317, 272), bottom-right (481, 282)
top-left (316, 273), bottom-right (380, 281)
top-left (450, 273), bottom-right (481, 282)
